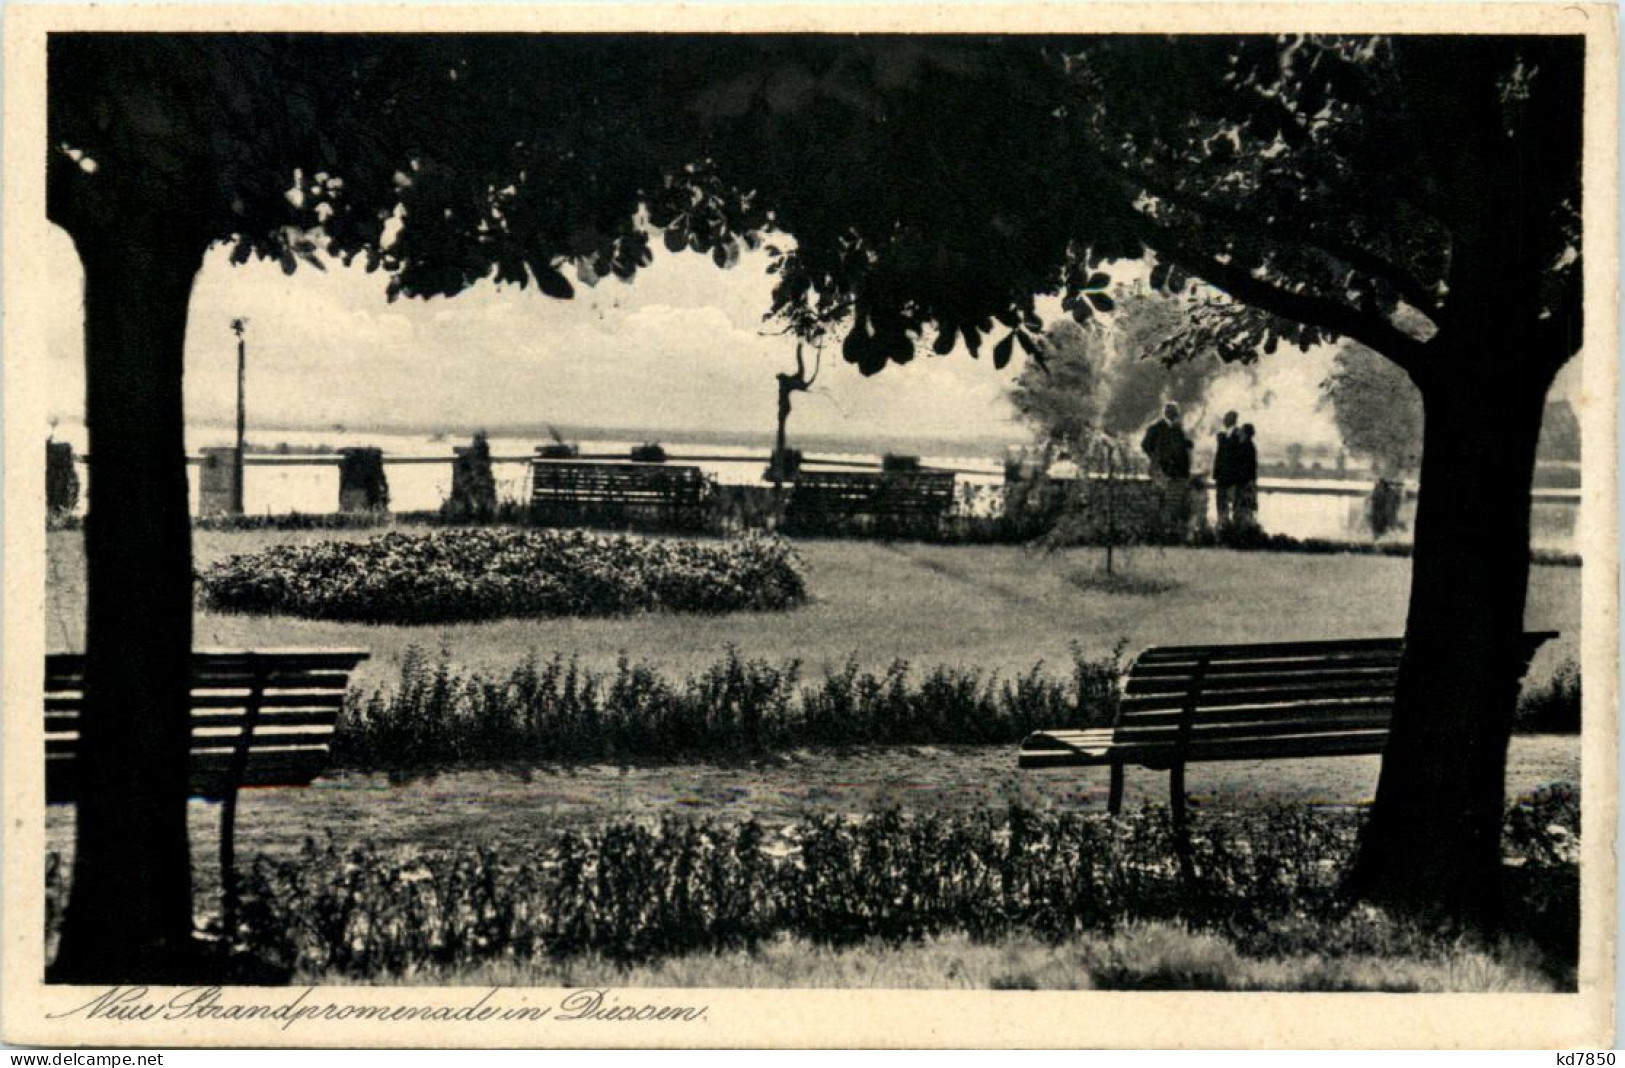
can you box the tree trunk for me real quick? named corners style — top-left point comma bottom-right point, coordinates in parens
top-left (772, 380), bottom-right (793, 494)
top-left (48, 228), bottom-right (206, 982)
top-left (1347, 355), bottom-right (1556, 925)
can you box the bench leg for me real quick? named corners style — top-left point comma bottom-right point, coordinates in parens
top-left (1169, 762), bottom-right (1187, 832)
top-left (219, 786), bottom-right (240, 943)
top-left (1170, 761), bottom-right (1196, 883)
top-left (1107, 761), bottom-right (1125, 814)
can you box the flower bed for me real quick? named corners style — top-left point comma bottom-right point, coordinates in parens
top-left (197, 529), bottom-right (806, 623)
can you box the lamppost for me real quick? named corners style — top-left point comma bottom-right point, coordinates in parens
top-left (231, 317), bottom-right (248, 514)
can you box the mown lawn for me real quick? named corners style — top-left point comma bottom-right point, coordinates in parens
top-left (44, 527), bottom-right (1581, 692)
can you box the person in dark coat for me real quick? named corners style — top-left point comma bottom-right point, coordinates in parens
top-left (1141, 403), bottom-right (1193, 481)
top-left (1213, 410), bottom-right (1241, 532)
top-left (1235, 423), bottom-right (1261, 531)
top-left (1142, 403), bottom-right (1195, 540)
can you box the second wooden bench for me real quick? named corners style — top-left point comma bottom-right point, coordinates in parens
top-left (1018, 633), bottom-right (1558, 821)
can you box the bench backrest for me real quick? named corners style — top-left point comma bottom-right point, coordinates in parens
top-left (1111, 632), bottom-right (1557, 764)
top-left (530, 460), bottom-right (708, 507)
top-left (788, 470), bottom-right (957, 519)
top-left (45, 649), bottom-right (369, 803)
top-left (1112, 638), bottom-right (1402, 764)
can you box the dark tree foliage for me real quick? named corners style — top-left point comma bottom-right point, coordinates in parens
top-left (48, 33), bottom-right (1586, 979)
top-left (702, 34), bottom-right (1584, 923)
top-left (47, 32), bottom-right (730, 982)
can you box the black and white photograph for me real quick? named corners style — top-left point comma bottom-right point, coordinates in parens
top-left (1, 3), bottom-right (1616, 1049)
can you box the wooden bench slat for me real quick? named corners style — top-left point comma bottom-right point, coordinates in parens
top-left (50, 651), bottom-right (369, 675)
top-left (1117, 699), bottom-right (1396, 728)
top-left (169, 691), bottom-right (349, 710)
top-left (1133, 638), bottom-right (1405, 663)
top-left (188, 670), bottom-right (359, 687)
top-left (1165, 731), bottom-right (1392, 763)
top-left (1121, 689), bottom-right (1398, 716)
top-left (1128, 653), bottom-right (1403, 679)
top-left (1124, 670), bottom-right (1400, 697)
top-left (1018, 747), bottom-right (1117, 769)
top-left (48, 725), bottom-right (337, 751)
top-left (50, 710), bottom-right (345, 732)
top-left (46, 725), bottom-right (339, 747)
top-left (1115, 713), bottom-right (1393, 746)
top-left (49, 694), bottom-right (351, 713)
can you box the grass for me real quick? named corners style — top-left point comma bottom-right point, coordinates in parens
top-left (45, 529), bottom-right (1581, 693)
top-left (1066, 567), bottom-right (1183, 596)
top-left (313, 926), bottom-right (1559, 991)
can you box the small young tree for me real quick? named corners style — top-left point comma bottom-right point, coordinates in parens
top-left (1012, 291), bottom-right (1223, 561)
top-left (769, 342), bottom-right (818, 490)
top-left (1323, 342), bottom-right (1425, 539)
top-left (1324, 342), bottom-right (1426, 479)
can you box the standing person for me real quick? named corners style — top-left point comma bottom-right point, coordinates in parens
top-left (1212, 410), bottom-right (1241, 535)
top-left (1235, 423), bottom-right (1261, 533)
top-left (1140, 403), bottom-right (1193, 482)
top-left (1141, 402), bottom-right (1193, 539)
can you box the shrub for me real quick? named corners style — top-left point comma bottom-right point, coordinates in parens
top-left (881, 453), bottom-right (921, 472)
top-left (334, 644), bottom-right (1123, 769)
top-left (338, 448), bottom-right (389, 512)
top-left (442, 432), bottom-right (498, 522)
top-left (111, 794), bottom-right (1568, 981)
top-left (1514, 659), bottom-right (1580, 733)
top-left (630, 442), bottom-right (668, 463)
top-left (763, 448), bottom-right (803, 483)
top-left (46, 441), bottom-right (79, 517)
top-left (197, 529), bottom-right (807, 623)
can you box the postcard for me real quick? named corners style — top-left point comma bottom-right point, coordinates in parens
top-left (2, 3), bottom-right (1617, 1049)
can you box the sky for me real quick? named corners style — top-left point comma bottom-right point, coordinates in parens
top-left (43, 223), bottom-right (1581, 454)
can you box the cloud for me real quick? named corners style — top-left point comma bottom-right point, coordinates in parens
top-left (49, 226), bottom-right (1418, 452)
top-left (45, 227), bottom-right (1034, 442)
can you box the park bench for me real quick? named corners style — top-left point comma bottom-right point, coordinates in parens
top-left (46, 648), bottom-right (369, 925)
top-left (530, 458), bottom-right (710, 531)
top-left (785, 469), bottom-right (957, 538)
top-left (1019, 633), bottom-right (1558, 824)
